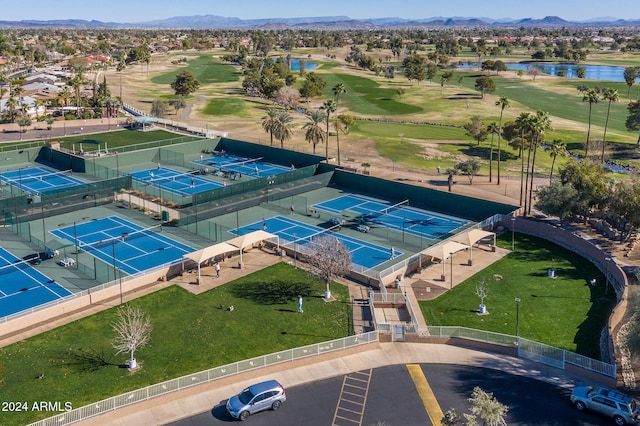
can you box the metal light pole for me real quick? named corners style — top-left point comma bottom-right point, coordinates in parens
top-left (73, 221), bottom-right (79, 269)
top-left (515, 297), bottom-right (521, 338)
top-left (604, 257), bottom-right (612, 298)
top-left (115, 151), bottom-right (119, 177)
top-left (511, 217), bottom-right (516, 251)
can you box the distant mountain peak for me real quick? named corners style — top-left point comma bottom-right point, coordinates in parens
top-left (0, 14), bottom-right (636, 29)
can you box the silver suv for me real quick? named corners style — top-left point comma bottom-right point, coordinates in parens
top-left (226, 380), bottom-right (286, 421)
top-left (571, 386), bottom-right (639, 425)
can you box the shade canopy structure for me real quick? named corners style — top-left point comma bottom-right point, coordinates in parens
top-left (183, 242), bottom-right (237, 283)
top-left (453, 229), bottom-right (496, 265)
top-left (420, 241), bottom-right (469, 278)
top-left (226, 230), bottom-right (279, 267)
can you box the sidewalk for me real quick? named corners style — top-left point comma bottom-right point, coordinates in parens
top-left (79, 341), bottom-right (601, 426)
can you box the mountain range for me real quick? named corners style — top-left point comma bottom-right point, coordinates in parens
top-left (1, 15), bottom-right (640, 29)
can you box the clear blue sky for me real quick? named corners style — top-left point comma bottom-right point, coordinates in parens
top-left (3, 0), bottom-right (638, 22)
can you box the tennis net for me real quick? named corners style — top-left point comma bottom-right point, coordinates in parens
top-left (0, 258), bottom-right (32, 277)
top-left (78, 224), bottom-right (163, 252)
top-left (290, 223), bottom-right (343, 246)
top-left (147, 170), bottom-right (199, 185)
top-left (193, 157), bottom-right (263, 174)
top-left (358, 199), bottom-right (410, 221)
top-left (2, 169), bottom-right (74, 185)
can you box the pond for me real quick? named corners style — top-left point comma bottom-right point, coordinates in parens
top-left (273, 58), bottom-right (318, 71)
top-left (457, 62), bottom-right (639, 82)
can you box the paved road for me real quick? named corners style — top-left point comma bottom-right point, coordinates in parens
top-left (167, 364), bottom-right (610, 426)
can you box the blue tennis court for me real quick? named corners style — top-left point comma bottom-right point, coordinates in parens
top-left (0, 247), bottom-right (72, 318)
top-left (234, 216), bottom-right (400, 269)
top-left (51, 216), bottom-right (194, 275)
top-left (312, 194), bottom-right (469, 239)
top-left (130, 167), bottom-right (223, 196)
top-left (0, 166), bottom-right (85, 195)
top-left (193, 153), bottom-right (291, 178)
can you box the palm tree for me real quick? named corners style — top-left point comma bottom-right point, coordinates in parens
top-left (486, 122), bottom-right (499, 183)
top-left (69, 72), bottom-right (86, 118)
top-left (332, 83), bottom-right (347, 165)
top-left (495, 96), bottom-right (510, 185)
top-left (601, 88), bottom-right (619, 165)
top-left (261, 108), bottom-right (279, 146)
top-left (274, 110), bottom-right (293, 149)
top-left (515, 112), bottom-right (532, 207)
top-left (545, 139), bottom-right (567, 184)
top-left (303, 110), bottom-right (326, 154)
top-left (321, 99), bottom-right (337, 162)
top-left (58, 88), bottom-right (72, 117)
top-left (582, 88), bottom-right (599, 160)
top-left (526, 111), bottom-right (552, 215)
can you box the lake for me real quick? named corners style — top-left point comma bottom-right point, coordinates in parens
top-left (274, 58), bottom-right (317, 71)
top-left (457, 62), bottom-right (638, 82)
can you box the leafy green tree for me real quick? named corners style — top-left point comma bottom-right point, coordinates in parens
top-left (601, 88), bottom-right (619, 164)
top-left (464, 117), bottom-right (488, 145)
top-left (611, 180), bottom-right (640, 241)
top-left (125, 46), bottom-right (150, 66)
top-left (576, 67), bottom-right (586, 79)
top-left (623, 66), bottom-right (637, 101)
top-left (396, 87), bottom-right (406, 100)
top-left (171, 70), bottom-right (200, 96)
top-left (426, 62), bottom-right (438, 82)
top-left (625, 101), bottom-right (640, 146)
top-left (559, 159), bottom-right (610, 220)
top-left (474, 76), bottom-right (496, 98)
top-left (402, 54), bottom-right (426, 84)
top-left (454, 158), bottom-right (481, 185)
top-left (262, 108), bottom-right (279, 146)
top-left (17, 115), bottom-right (32, 135)
top-left (303, 109), bottom-right (326, 154)
top-left (168, 97), bottom-right (187, 115)
top-left (299, 72), bottom-right (326, 100)
top-left (495, 96), bottom-right (510, 185)
top-left (581, 88), bottom-right (599, 159)
top-left (150, 99), bottom-right (168, 118)
top-left (338, 114), bottom-right (355, 135)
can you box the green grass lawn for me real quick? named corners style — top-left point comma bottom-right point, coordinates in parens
top-left (0, 263), bottom-right (349, 426)
top-left (420, 233), bottom-right (616, 359)
top-left (203, 97), bottom-right (247, 116)
top-left (151, 55), bottom-right (241, 85)
top-left (456, 72), bottom-right (636, 143)
top-left (319, 73), bottom-right (423, 116)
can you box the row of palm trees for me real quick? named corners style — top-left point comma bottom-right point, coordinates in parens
top-left (262, 83), bottom-right (347, 163)
top-left (578, 85), bottom-right (620, 162)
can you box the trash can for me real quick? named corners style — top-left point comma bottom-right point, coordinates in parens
top-left (161, 210), bottom-right (169, 221)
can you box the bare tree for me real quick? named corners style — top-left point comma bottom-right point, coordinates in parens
top-left (274, 86), bottom-right (300, 110)
top-left (112, 304), bottom-right (152, 369)
top-left (306, 235), bottom-right (351, 299)
top-left (475, 280), bottom-right (490, 312)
